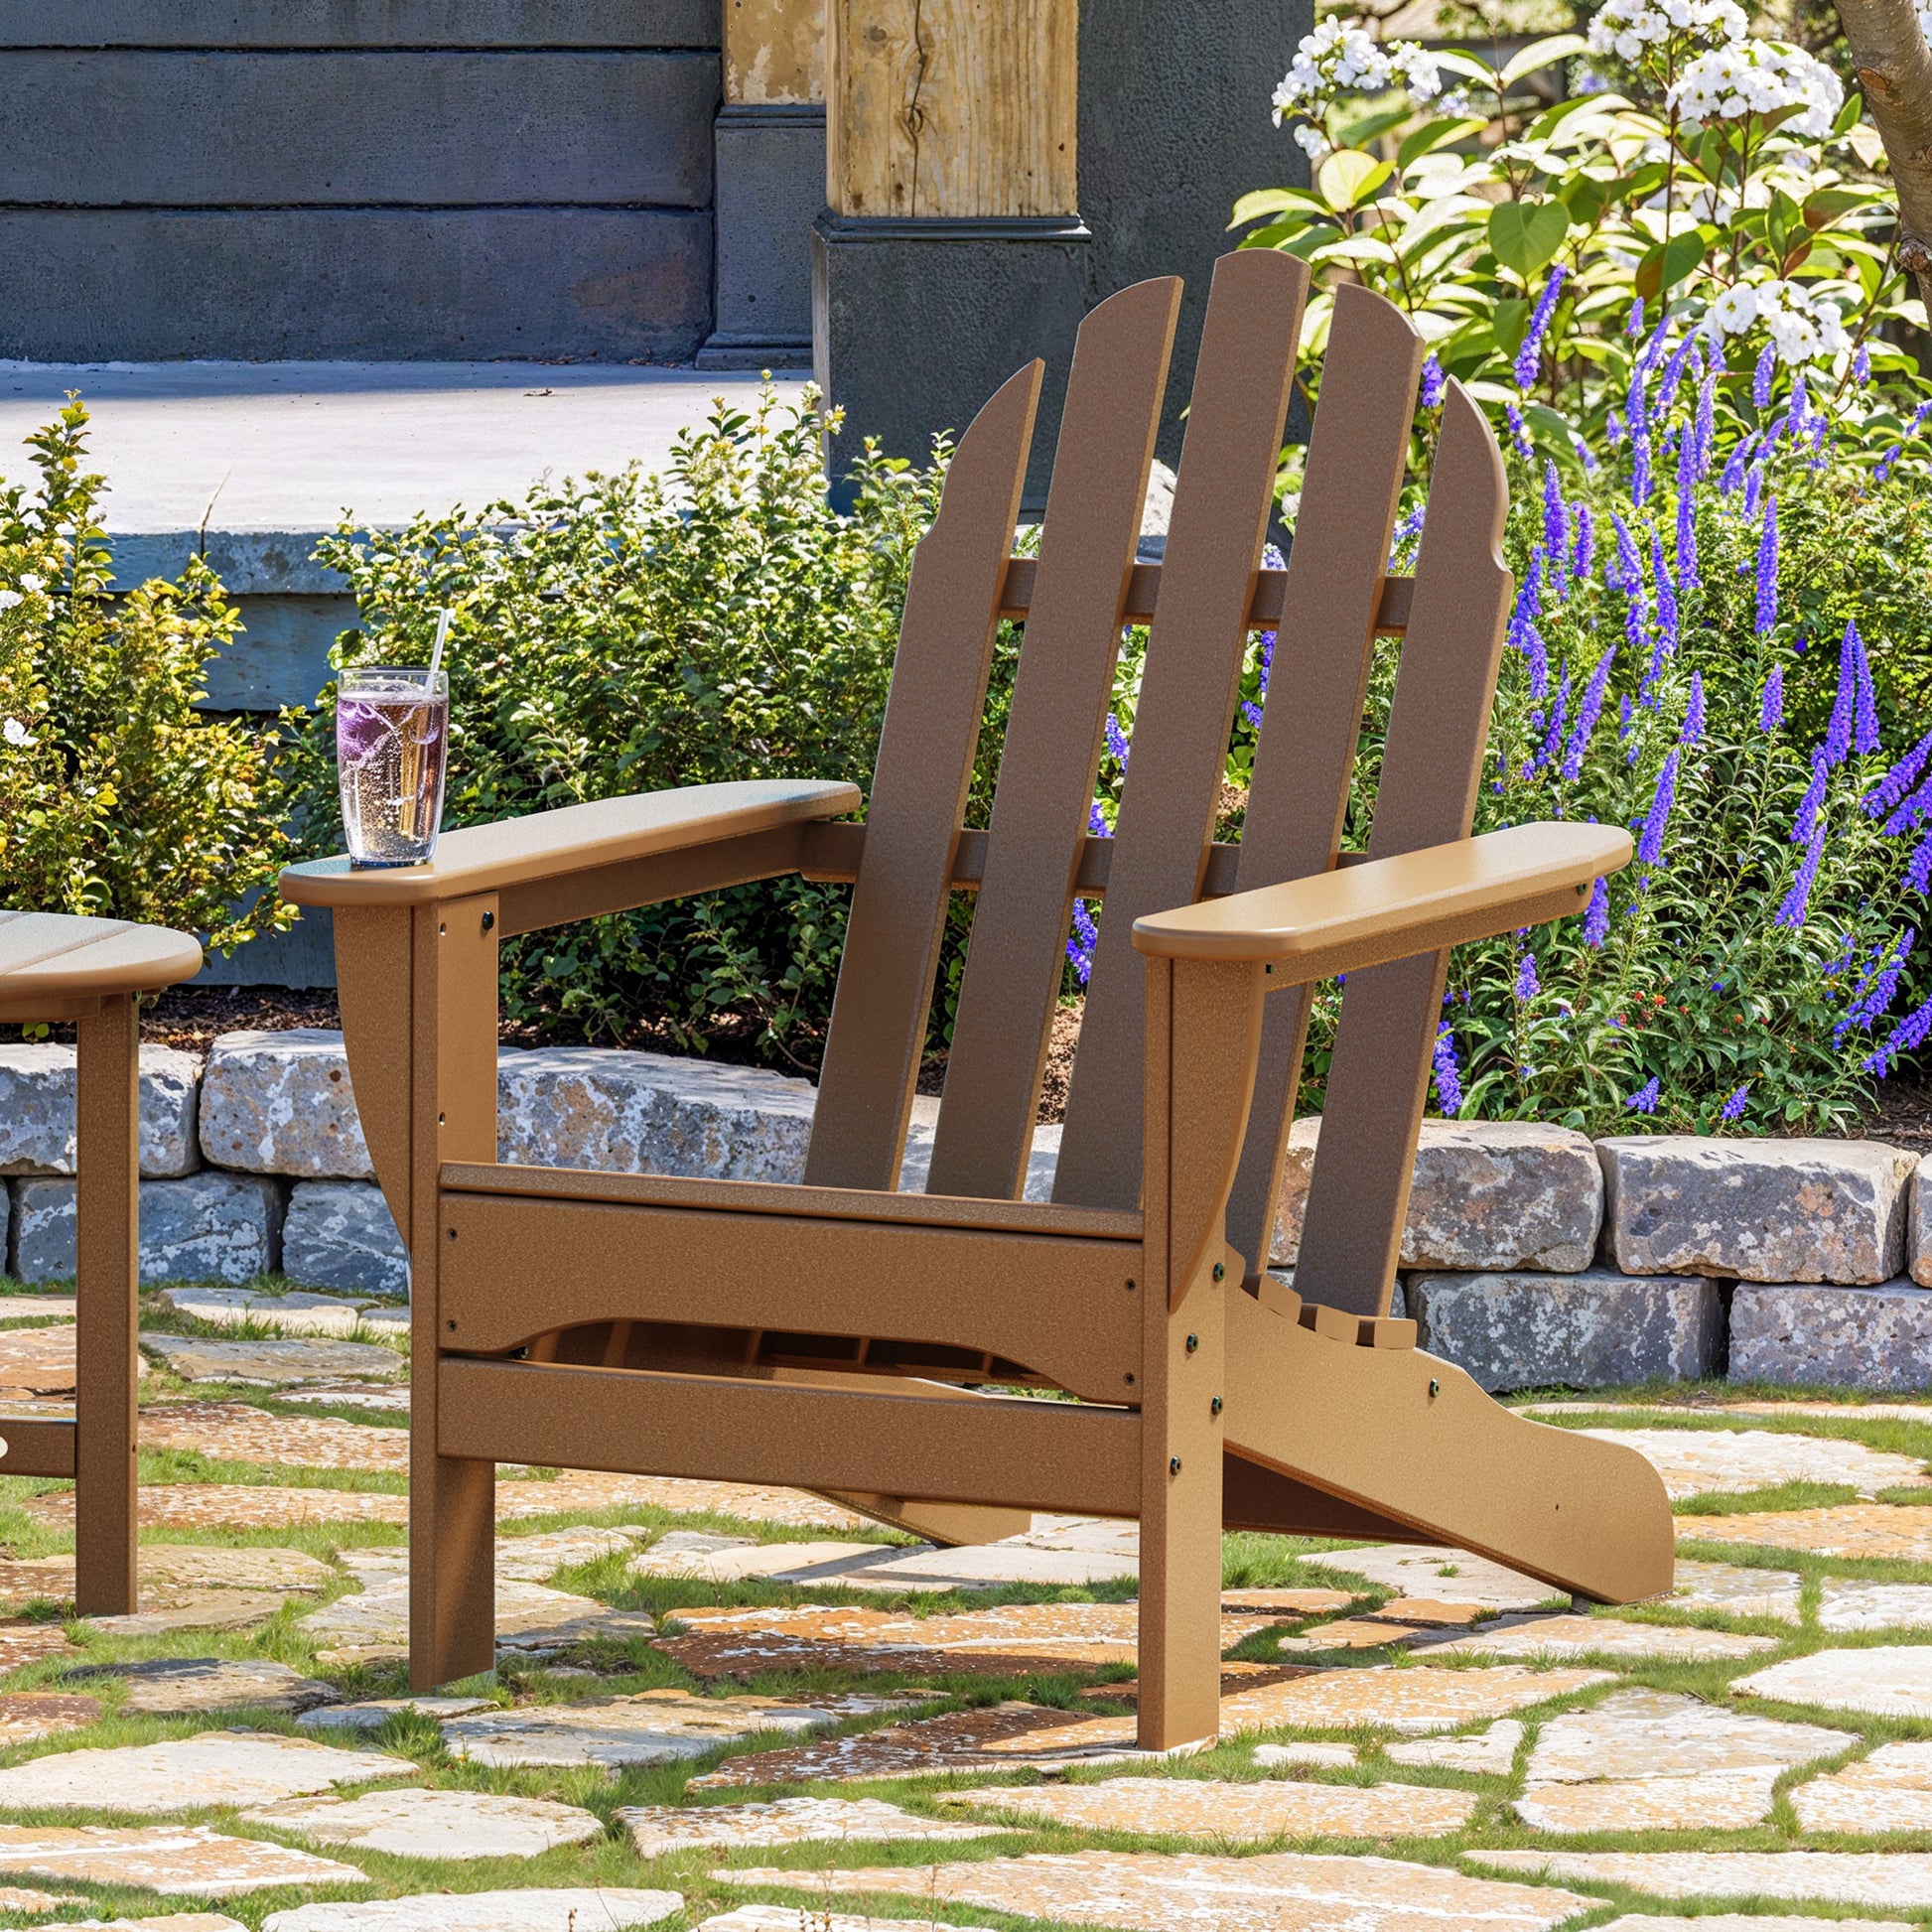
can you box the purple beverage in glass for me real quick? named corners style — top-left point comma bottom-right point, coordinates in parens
top-left (338, 666), bottom-right (449, 868)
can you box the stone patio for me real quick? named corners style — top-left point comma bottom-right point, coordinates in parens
top-left (0, 1289), bottom-right (1918, 1926)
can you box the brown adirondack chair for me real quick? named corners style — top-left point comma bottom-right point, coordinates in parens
top-left (281, 248), bottom-right (1673, 1749)
top-left (0, 910), bottom-right (204, 1613)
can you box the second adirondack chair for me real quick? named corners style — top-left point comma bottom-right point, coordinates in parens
top-left (282, 247), bottom-right (1674, 1749)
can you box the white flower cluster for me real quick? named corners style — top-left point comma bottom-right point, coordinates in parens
top-left (1587, 0), bottom-right (1746, 64)
top-left (1273, 18), bottom-right (1443, 157)
top-left (1706, 277), bottom-right (1851, 364)
top-left (1669, 40), bottom-right (1844, 141)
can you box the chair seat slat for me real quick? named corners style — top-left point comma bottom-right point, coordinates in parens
top-left (929, 276), bottom-right (1181, 1201)
top-left (1053, 250), bottom-right (1310, 1212)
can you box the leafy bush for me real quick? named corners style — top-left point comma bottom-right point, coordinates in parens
top-left (285, 389), bottom-right (955, 1068)
top-left (0, 401), bottom-right (290, 952)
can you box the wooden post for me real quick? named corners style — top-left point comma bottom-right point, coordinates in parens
top-left (826, 0), bottom-right (1077, 218)
top-left (74, 994), bottom-right (139, 1615)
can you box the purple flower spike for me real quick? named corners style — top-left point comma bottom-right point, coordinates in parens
top-left (1609, 512), bottom-right (1642, 595)
top-left (1504, 401), bottom-right (1534, 458)
top-left (1743, 460), bottom-right (1765, 517)
top-left (1675, 435), bottom-right (1700, 591)
top-left (1067, 897), bottom-right (1099, 986)
top-left (1421, 353), bottom-right (1447, 408)
top-left (1720, 434), bottom-right (1756, 495)
top-left (1910, 824), bottom-right (1932, 895)
top-left (1776, 825), bottom-right (1825, 927)
top-left (1753, 343), bottom-right (1776, 409)
top-left (1515, 951), bottom-right (1540, 1001)
top-left (1638, 749), bottom-right (1681, 865)
top-left (1825, 630), bottom-right (1858, 767)
top-left (1105, 714), bottom-right (1131, 766)
top-left (1522, 619), bottom-right (1550, 699)
top-left (1838, 927), bottom-right (1916, 1042)
top-left (1720, 1083), bottom-right (1750, 1122)
top-left (1432, 1023), bottom-right (1464, 1115)
top-left (1563, 645), bottom-right (1616, 780)
top-left (1681, 671), bottom-right (1706, 746)
top-left (1657, 331), bottom-right (1698, 414)
top-left (1855, 344), bottom-right (1871, 385)
top-left (1087, 799), bottom-right (1108, 836)
top-left (1625, 1075), bottom-right (1661, 1113)
top-left (1626, 298), bottom-right (1646, 340)
top-left (1573, 503), bottom-right (1594, 580)
top-left (1847, 620), bottom-right (1880, 755)
top-left (1515, 265), bottom-right (1568, 392)
top-left (1866, 728), bottom-right (1932, 818)
top-left (1541, 667), bottom-right (1572, 772)
top-left (1794, 749), bottom-right (1831, 843)
top-left (1583, 876), bottom-right (1610, 947)
top-left (1543, 462), bottom-right (1567, 574)
top-left (1866, 990), bottom-right (1932, 1077)
top-left (1694, 368), bottom-right (1719, 476)
top-left (1754, 496), bottom-right (1778, 635)
top-left (1759, 667), bottom-right (1784, 733)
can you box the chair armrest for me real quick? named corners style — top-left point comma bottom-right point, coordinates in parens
top-left (1131, 821), bottom-right (1630, 976)
top-left (278, 778), bottom-right (862, 912)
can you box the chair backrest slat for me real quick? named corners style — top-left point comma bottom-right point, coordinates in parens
top-left (804, 361), bottom-right (1042, 1191)
top-left (1289, 382), bottom-right (1514, 1315)
top-left (1222, 283), bottom-right (1424, 1278)
top-left (1051, 250), bottom-right (1309, 1212)
top-left (926, 277), bottom-right (1181, 1202)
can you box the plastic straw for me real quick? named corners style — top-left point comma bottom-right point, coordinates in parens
top-left (426, 607), bottom-right (454, 686)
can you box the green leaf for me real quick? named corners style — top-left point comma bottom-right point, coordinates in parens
top-left (1489, 297), bottom-right (1531, 359)
top-left (1500, 33), bottom-right (1588, 86)
top-left (1558, 174), bottom-right (1612, 225)
top-left (1398, 115), bottom-right (1487, 169)
top-left (1334, 105), bottom-right (1413, 148)
top-left (1432, 48), bottom-right (1499, 84)
top-left (1803, 186), bottom-right (1874, 230)
top-left (1633, 226), bottom-right (1709, 301)
top-left (1229, 187), bottom-right (1325, 227)
top-left (1317, 150), bottom-right (1393, 211)
top-left (1834, 90), bottom-right (1863, 137)
top-left (1487, 200), bottom-right (1571, 278)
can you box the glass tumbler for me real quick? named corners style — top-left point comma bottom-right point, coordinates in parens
top-left (337, 666), bottom-right (449, 868)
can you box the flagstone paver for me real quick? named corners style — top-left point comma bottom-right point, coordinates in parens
top-left (493, 1526), bottom-right (652, 1579)
top-left (493, 1470), bottom-right (861, 1529)
top-left (59, 1918), bottom-right (246, 1931)
top-left (1525, 1689), bottom-right (1850, 1785)
top-left (0, 1824), bottom-right (365, 1896)
top-left (303, 1577), bottom-right (656, 1665)
top-left (1471, 1849), bottom-right (1932, 1908)
top-left (0, 1729), bottom-right (413, 1814)
top-left (1819, 1577), bottom-right (1932, 1630)
top-left (941, 1775), bottom-right (1481, 1841)
top-left (440, 1689), bottom-right (850, 1769)
top-left (0, 1324), bottom-right (89, 1397)
top-left (243, 1788), bottom-right (605, 1860)
top-left (1426, 1613), bottom-right (1778, 1662)
top-left (1578, 1426), bottom-right (1930, 1498)
top-left (1216, 1665), bottom-right (1615, 1735)
top-left (657, 1599), bottom-right (1298, 1679)
top-left (619, 1796), bottom-right (1006, 1855)
top-left (67, 1657), bottom-right (340, 1716)
top-left (1288, 1618), bottom-right (1432, 1651)
top-left (1596, 1920), bottom-right (1915, 1932)
top-left (1791, 1739), bottom-right (1932, 1831)
top-left (26, 1486), bottom-right (410, 1531)
top-left (261, 1891), bottom-right (684, 1931)
top-left (160, 1289), bottom-right (407, 1338)
top-left (84, 1587), bottom-right (293, 1637)
top-left (1220, 1587), bottom-right (1358, 1615)
top-left (722, 1850), bottom-right (1595, 1931)
top-left (1666, 1558), bottom-right (1803, 1621)
top-left (141, 1545), bottom-right (340, 1591)
top-left (699, 1913), bottom-right (977, 1932)
top-left (688, 1703), bottom-right (1196, 1789)
top-left (296, 1697), bottom-right (493, 1731)
top-left (1516, 1767), bottom-right (1786, 1832)
top-left (277, 1384), bottom-right (409, 1414)
top-left (1736, 1644), bottom-right (1932, 1718)
top-left (627, 1536), bottom-right (891, 1584)
top-left (1680, 1504), bottom-right (1932, 1562)
top-left (0, 1693), bottom-right (99, 1743)
top-left (140, 1335), bottom-right (404, 1385)
top-left (1300, 1546), bottom-right (1566, 1612)
top-left (1385, 1720), bottom-right (1522, 1772)
top-left (0, 1625), bottom-right (76, 1673)
top-left (140, 1403), bottom-right (409, 1473)
top-left (1252, 1741), bottom-right (1360, 1768)
top-left (0, 1889), bottom-right (69, 1916)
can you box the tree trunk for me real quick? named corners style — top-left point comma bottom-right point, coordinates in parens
top-left (1836, 0), bottom-right (1932, 315)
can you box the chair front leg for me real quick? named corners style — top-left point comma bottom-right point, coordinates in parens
top-left (1137, 954), bottom-right (1265, 1751)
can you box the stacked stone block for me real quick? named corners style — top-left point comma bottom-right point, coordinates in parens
top-left (1, 1028), bottom-right (1930, 1390)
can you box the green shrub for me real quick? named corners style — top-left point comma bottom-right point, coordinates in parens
top-left (0, 401), bottom-right (290, 952)
top-left (285, 388), bottom-right (959, 1069)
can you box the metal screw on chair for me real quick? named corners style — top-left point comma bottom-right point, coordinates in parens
top-left (1125, 1278), bottom-right (1136, 1292)
top-left (1211, 1262), bottom-right (1225, 1282)
top-left (1185, 1332), bottom-right (1198, 1353)
top-left (1429, 1379), bottom-right (1441, 1398)
top-left (482, 910), bottom-right (496, 933)
top-left (1169, 1456), bottom-right (1182, 1475)
top-left (1210, 1397), bottom-right (1223, 1417)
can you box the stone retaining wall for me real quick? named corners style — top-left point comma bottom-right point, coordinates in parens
top-left (5, 1028), bottom-right (1930, 1391)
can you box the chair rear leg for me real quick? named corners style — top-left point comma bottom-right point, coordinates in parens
top-left (410, 1448), bottom-right (495, 1691)
top-left (1137, 1275), bottom-right (1225, 1751)
top-left (74, 995), bottom-right (137, 1617)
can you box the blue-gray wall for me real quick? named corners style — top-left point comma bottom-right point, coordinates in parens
top-left (0, 3), bottom-right (723, 360)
